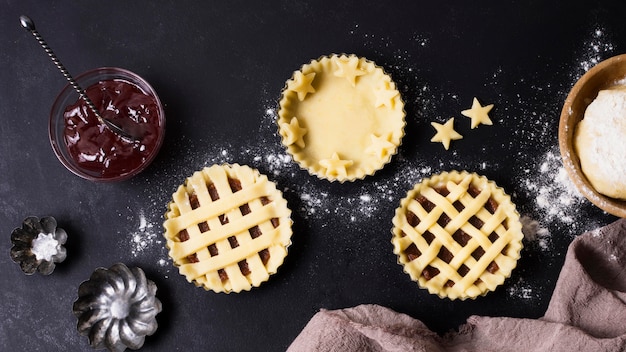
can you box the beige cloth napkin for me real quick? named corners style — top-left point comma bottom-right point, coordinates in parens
top-left (288, 219), bottom-right (626, 352)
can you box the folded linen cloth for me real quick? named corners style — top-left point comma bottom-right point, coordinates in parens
top-left (288, 219), bottom-right (626, 352)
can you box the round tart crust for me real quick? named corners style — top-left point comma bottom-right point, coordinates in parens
top-left (278, 54), bottom-right (406, 182)
top-left (163, 164), bottom-right (293, 293)
top-left (391, 170), bottom-right (523, 300)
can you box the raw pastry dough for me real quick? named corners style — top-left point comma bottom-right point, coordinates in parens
top-left (278, 54), bottom-right (406, 182)
top-left (574, 86), bottom-right (626, 199)
top-left (430, 118), bottom-right (463, 150)
top-left (163, 164), bottom-right (293, 293)
top-left (391, 171), bottom-right (523, 300)
top-left (461, 97), bottom-right (494, 129)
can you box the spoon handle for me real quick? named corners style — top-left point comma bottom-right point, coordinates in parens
top-left (20, 16), bottom-right (88, 105)
top-left (19, 15), bottom-right (136, 141)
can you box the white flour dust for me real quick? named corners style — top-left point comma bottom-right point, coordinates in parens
top-left (120, 209), bottom-right (169, 269)
top-left (288, 156), bottom-right (436, 224)
top-left (507, 277), bottom-right (539, 300)
top-left (130, 216), bottom-right (156, 255)
top-left (519, 148), bottom-right (586, 231)
top-left (349, 24), bottom-right (430, 62)
top-left (110, 24), bottom-right (618, 292)
top-left (256, 108), bottom-right (435, 223)
top-left (577, 27), bottom-right (614, 74)
top-left (503, 25), bottom-right (617, 301)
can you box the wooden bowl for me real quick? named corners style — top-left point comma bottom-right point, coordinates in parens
top-left (559, 53), bottom-right (626, 217)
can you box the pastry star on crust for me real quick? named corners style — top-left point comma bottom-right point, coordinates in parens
top-left (287, 71), bottom-right (316, 101)
top-left (430, 118), bottom-right (463, 150)
top-left (319, 153), bottom-right (353, 178)
top-left (374, 84), bottom-right (399, 108)
top-left (461, 97), bottom-right (494, 129)
top-left (365, 133), bottom-right (396, 158)
top-left (333, 56), bottom-right (367, 87)
top-left (279, 117), bottom-right (308, 148)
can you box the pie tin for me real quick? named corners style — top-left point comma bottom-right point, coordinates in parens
top-left (9, 216), bottom-right (67, 275)
top-left (73, 263), bottom-right (162, 352)
top-left (163, 163), bottom-right (293, 293)
top-left (277, 53), bottom-right (407, 183)
top-left (390, 170), bottom-right (524, 300)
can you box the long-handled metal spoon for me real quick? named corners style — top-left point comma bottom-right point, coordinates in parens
top-left (19, 15), bottom-right (138, 141)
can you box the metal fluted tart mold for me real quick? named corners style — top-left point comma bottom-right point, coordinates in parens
top-left (73, 263), bottom-right (162, 352)
top-left (10, 216), bottom-right (67, 275)
top-left (277, 53), bottom-right (406, 183)
top-left (391, 171), bottom-right (524, 300)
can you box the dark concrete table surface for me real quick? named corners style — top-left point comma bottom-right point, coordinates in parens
top-left (0, 1), bottom-right (623, 351)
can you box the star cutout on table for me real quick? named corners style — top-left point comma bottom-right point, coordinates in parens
top-left (365, 133), bottom-right (396, 158)
top-left (430, 118), bottom-right (463, 150)
top-left (319, 152), bottom-right (353, 178)
top-left (461, 97), bottom-right (494, 129)
top-left (287, 71), bottom-right (316, 101)
top-left (279, 117), bottom-right (308, 148)
top-left (333, 56), bottom-right (367, 87)
top-left (373, 84), bottom-right (399, 108)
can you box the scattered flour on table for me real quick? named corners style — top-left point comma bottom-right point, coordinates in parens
top-left (577, 27), bottom-right (614, 74)
top-left (350, 24), bottom-right (430, 60)
top-left (119, 209), bottom-right (170, 269)
top-left (257, 107), bottom-right (436, 222)
top-left (111, 24), bottom-right (617, 290)
top-left (290, 156), bottom-right (436, 223)
top-left (516, 24), bottom-right (615, 229)
top-left (505, 25), bottom-right (616, 301)
top-left (507, 277), bottom-right (539, 300)
top-left (251, 26), bottom-right (615, 304)
top-left (519, 148), bottom-right (587, 234)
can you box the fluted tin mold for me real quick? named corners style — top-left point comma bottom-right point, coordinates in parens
top-left (10, 216), bottom-right (67, 275)
top-left (73, 263), bottom-right (162, 352)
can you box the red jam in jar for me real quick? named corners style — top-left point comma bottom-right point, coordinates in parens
top-left (63, 79), bottom-right (163, 178)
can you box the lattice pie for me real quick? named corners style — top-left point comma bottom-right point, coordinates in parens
top-left (391, 171), bottom-right (523, 300)
top-left (163, 164), bottom-right (293, 293)
top-left (277, 54), bottom-right (406, 182)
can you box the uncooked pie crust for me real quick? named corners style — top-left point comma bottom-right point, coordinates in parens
top-left (391, 170), bottom-right (523, 300)
top-left (278, 54), bottom-right (406, 182)
top-left (163, 164), bottom-right (293, 293)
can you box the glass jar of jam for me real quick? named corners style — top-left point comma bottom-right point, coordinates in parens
top-left (49, 67), bottom-right (165, 181)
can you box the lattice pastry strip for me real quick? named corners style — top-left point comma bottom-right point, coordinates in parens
top-left (163, 164), bottom-right (293, 293)
top-left (391, 170), bottom-right (523, 300)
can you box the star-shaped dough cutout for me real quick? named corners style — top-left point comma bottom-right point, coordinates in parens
top-left (374, 84), bottom-right (399, 108)
top-left (279, 117), bottom-right (308, 148)
top-left (461, 97), bottom-right (494, 129)
top-left (319, 153), bottom-right (353, 178)
top-left (287, 71), bottom-right (316, 101)
top-left (430, 118), bottom-right (463, 150)
top-left (365, 133), bottom-right (396, 158)
top-left (333, 56), bottom-right (367, 87)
